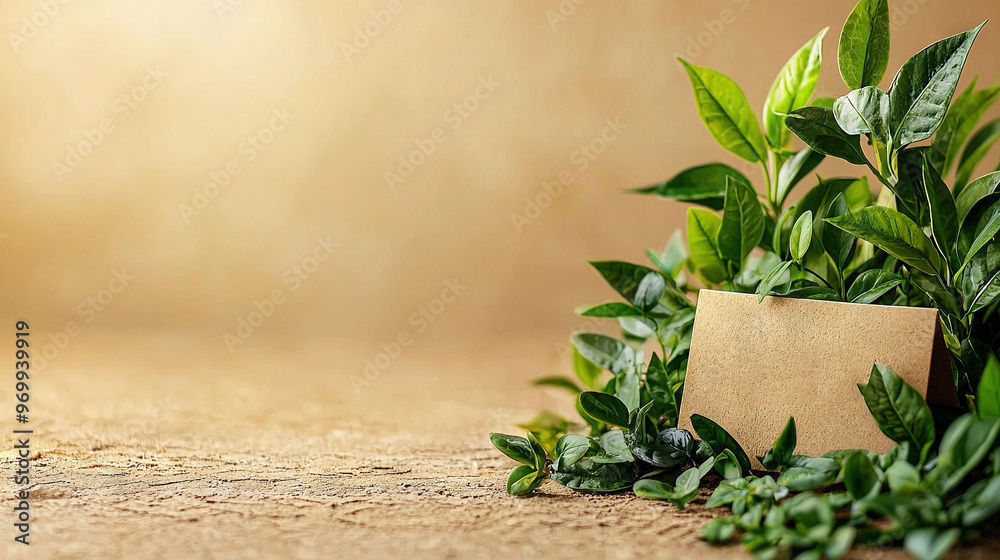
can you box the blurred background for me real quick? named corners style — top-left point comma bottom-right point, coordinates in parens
top-left (1, 0), bottom-right (998, 408)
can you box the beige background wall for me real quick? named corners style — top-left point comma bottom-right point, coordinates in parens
top-left (1, 0), bottom-right (998, 372)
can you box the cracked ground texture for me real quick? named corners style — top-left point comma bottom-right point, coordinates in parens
top-left (2, 334), bottom-right (999, 560)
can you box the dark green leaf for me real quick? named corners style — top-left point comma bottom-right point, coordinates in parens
top-left (858, 363), bottom-right (935, 452)
top-left (761, 417), bottom-right (797, 471)
top-left (955, 171), bottom-right (1000, 224)
top-left (507, 465), bottom-right (543, 495)
top-left (550, 458), bottom-right (635, 492)
top-left (763, 28), bottom-right (828, 150)
top-left (579, 392), bottom-right (630, 428)
top-left (921, 154), bottom-right (959, 257)
top-left (978, 354), bottom-right (1000, 419)
top-left (590, 261), bottom-right (664, 306)
top-left (785, 107), bottom-right (868, 165)
top-left (777, 458), bottom-right (839, 491)
top-left (847, 269), bottom-right (903, 303)
top-left (532, 376), bottom-right (583, 394)
top-left (842, 451), bottom-right (880, 499)
top-left (825, 206), bottom-right (942, 276)
top-left (687, 207), bottom-right (728, 283)
top-left (904, 527), bottom-right (960, 560)
top-left (579, 302), bottom-right (642, 318)
top-left (571, 333), bottom-right (635, 375)
top-left (790, 210), bottom-right (813, 263)
top-left (690, 414), bottom-right (751, 474)
top-left (631, 163), bottom-right (750, 210)
top-left (633, 272), bottom-right (666, 311)
top-left (592, 430), bottom-right (634, 463)
top-left (822, 193), bottom-right (856, 272)
top-left (888, 23), bottom-right (985, 147)
top-left (554, 434), bottom-right (592, 469)
top-left (490, 433), bottom-right (534, 465)
top-left (679, 58), bottom-right (768, 163)
top-left (719, 178), bottom-right (765, 266)
top-left (837, 0), bottom-right (890, 89)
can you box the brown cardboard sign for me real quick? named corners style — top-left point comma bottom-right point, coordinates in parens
top-left (678, 290), bottom-right (957, 467)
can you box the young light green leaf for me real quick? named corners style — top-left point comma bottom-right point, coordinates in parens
top-left (755, 261), bottom-right (793, 302)
top-left (648, 230), bottom-right (688, 278)
top-left (571, 333), bottom-right (635, 375)
top-left (579, 302), bottom-right (643, 318)
top-left (785, 107), bottom-right (868, 165)
top-left (833, 86), bottom-right (889, 140)
top-left (931, 79), bottom-right (1000, 175)
top-left (579, 392), bottom-right (630, 428)
top-left (956, 172), bottom-right (1000, 224)
top-left (825, 206), bottom-right (942, 276)
top-left (888, 23), bottom-right (985, 147)
top-left (630, 163), bottom-right (750, 211)
top-left (687, 207), bottom-right (728, 283)
top-left (847, 269), bottom-right (903, 303)
top-left (858, 363), bottom-right (935, 451)
top-left (790, 210), bottom-right (813, 263)
top-left (679, 58), bottom-right (768, 162)
top-left (838, 0), bottom-right (890, 89)
top-left (718, 177), bottom-right (765, 266)
top-left (978, 354), bottom-right (1000, 420)
top-left (776, 149), bottom-right (825, 208)
top-left (922, 154), bottom-right (959, 256)
top-left (957, 119), bottom-right (1000, 189)
top-left (572, 346), bottom-right (602, 389)
top-left (763, 28), bottom-right (828, 150)
top-left (904, 527), bottom-right (960, 560)
top-left (690, 414), bottom-right (751, 474)
top-left (928, 413), bottom-right (1000, 493)
top-left (490, 433), bottom-right (535, 465)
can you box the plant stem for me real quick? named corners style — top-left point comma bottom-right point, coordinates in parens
top-left (794, 262), bottom-right (837, 292)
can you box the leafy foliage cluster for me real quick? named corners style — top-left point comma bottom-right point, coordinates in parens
top-left (491, 1), bottom-right (1000, 558)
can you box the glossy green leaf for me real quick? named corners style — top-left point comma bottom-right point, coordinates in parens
top-left (773, 205), bottom-right (797, 260)
top-left (826, 206), bottom-right (942, 276)
top-left (571, 333), bottom-right (635, 375)
top-left (590, 261), bottom-right (665, 307)
top-left (719, 178), bottom-right (765, 266)
top-left (956, 118), bottom-right (1000, 189)
top-left (931, 79), bottom-right (1000, 174)
top-left (833, 85), bottom-right (889, 140)
top-left (490, 433), bottom-right (535, 465)
top-left (921, 153), bottom-right (959, 256)
top-left (822, 193), bottom-right (856, 272)
top-left (847, 269), bottom-right (903, 303)
top-left (790, 211), bottom-right (813, 263)
top-left (550, 458), bottom-right (635, 492)
top-left (680, 59), bottom-right (768, 162)
top-left (775, 149), bottom-right (825, 208)
top-left (631, 163), bottom-right (750, 210)
top-left (785, 107), bottom-right (868, 165)
top-left (978, 354), bottom-right (1000, 419)
top-left (554, 434), bottom-right (592, 469)
top-left (572, 346), bottom-right (602, 389)
top-left (763, 28), bottom-right (828, 150)
top-left (579, 302), bottom-right (642, 318)
top-left (755, 260), bottom-right (792, 302)
top-left (956, 198), bottom-right (1000, 278)
top-left (904, 527), bottom-right (960, 560)
top-left (691, 414), bottom-right (751, 474)
top-left (526, 432), bottom-right (548, 472)
top-left (842, 451), bottom-right (880, 499)
top-left (888, 23), bottom-right (985, 147)
top-left (507, 465), bottom-right (544, 495)
top-left (838, 0), bottom-right (890, 89)
top-left (687, 207), bottom-right (728, 283)
top-left (593, 430), bottom-right (634, 463)
top-left (956, 172), bottom-right (1000, 224)
top-left (760, 417), bottom-right (797, 471)
top-left (579, 392), bottom-right (630, 428)
top-left (858, 363), bottom-right (935, 451)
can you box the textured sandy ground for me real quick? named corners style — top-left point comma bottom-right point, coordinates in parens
top-left (2, 335), bottom-right (998, 560)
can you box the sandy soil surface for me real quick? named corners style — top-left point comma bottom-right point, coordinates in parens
top-left (2, 335), bottom-right (998, 560)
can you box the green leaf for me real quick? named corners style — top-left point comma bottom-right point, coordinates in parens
top-left (490, 433), bottom-right (535, 465)
top-left (578, 302), bottom-right (642, 318)
top-left (842, 451), bottom-right (880, 499)
top-left (955, 171), bottom-right (1000, 224)
top-left (825, 526), bottom-right (858, 559)
top-left (526, 432), bottom-right (548, 473)
top-left (634, 457), bottom-right (714, 509)
top-left (593, 430), bottom-right (634, 463)
top-left (956, 198), bottom-right (1000, 279)
top-left (702, 518), bottom-right (736, 544)
top-left (550, 458), bottom-right (635, 492)
top-left (822, 193), bottom-right (856, 272)
top-left (631, 163), bottom-right (750, 210)
top-left (687, 208), bottom-right (728, 283)
top-left (978, 354), bottom-right (1000, 420)
top-left (838, 0), bottom-right (890, 89)
top-left (572, 346), bottom-right (602, 389)
top-left (885, 460), bottom-right (921, 495)
top-left (690, 414), bottom-right (751, 474)
top-left (506, 465), bottom-right (543, 495)
top-left (922, 154), bottom-right (959, 258)
top-left (579, 392), bottom-right (630, 428)
top-left (773, 205), bottom-right (798, 260)
top-left (633, 272), bottom-right (666, 311)
top-left (825, 206), bottom-right (942, 276)
top-left (777, 458), bottom-right (839, 491)
top-left (888, 23), bottom-right (985, 147)
top-left (648, 231), bottom-right (687, 278)
top-left (719, 178), bottom-right (765, 266)
top-left (679, 58), bottom-right (768, 163)
top-left (763, 28), bottom-right (828, 150)
top-left (571, 333), bottom-right (635, 375)
top-left (590, 261), bottom-right (665, 307)
top-left (776, 149), bottom-right (825, 208)
top-left (904, 527), bottom-right (960, 560)
top-left (532, 376), bottom-right (583, 394)
top-left (956, 118), bottom-right (1000, 190)
top-left (858, 363), bottom-right (935, 452)
top-left (717, 449), bottom-right (743, 479)
top-left (755, 261), bottom-right (793, 302)
top-left (928, 413), bottom-right (1000, 493)
top-left (785, 107), bottom-right (868, 165)
top-left (847, 269), bottom-right (903, 303)
top-left (833, 86), bottom-right (889, 140)
top-left (931, 79), bottom-right (1000, 175)
top-left (790, 210), bottom-right (813, 263)
top-left (615, 371), bottom-right (641, 413)
top-left (761, 417), bottom-right (797, 471)
top-left (554, 434), bottom-right (592, 469)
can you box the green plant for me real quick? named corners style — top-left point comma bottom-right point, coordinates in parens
top-left (490, 1), bottom-right (1000, 558)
